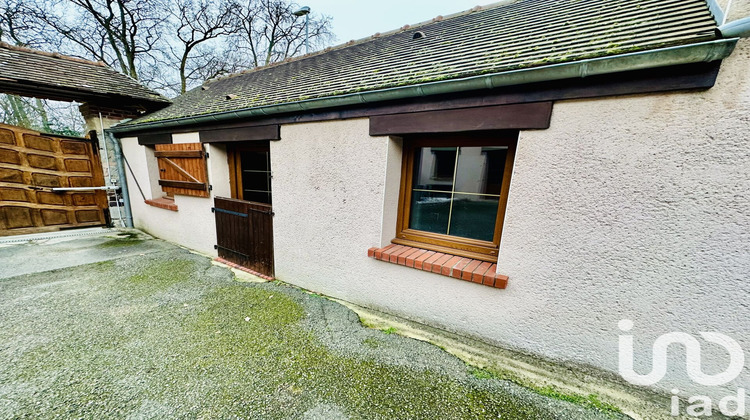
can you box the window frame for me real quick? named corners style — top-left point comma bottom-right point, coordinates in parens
top-left (227, 141), bottom-right (272, 204)
top-left (393, 132), bottom-right (517, 262)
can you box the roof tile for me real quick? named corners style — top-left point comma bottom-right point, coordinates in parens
top-left (130, 0), bottom-right (717, 125)
top-left (0, 42), bottom-right (168, 104)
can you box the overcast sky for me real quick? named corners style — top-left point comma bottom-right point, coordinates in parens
top-left (300, 0), bottom-right (503, 44)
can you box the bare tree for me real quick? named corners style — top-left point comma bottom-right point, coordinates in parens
top-left (168, 0), bottom-right (237, 93)
top-left (0, 0), bottom-right (334, 97)
top-left (24, 0), bottom-right (165, 80)
top-left (230, 0), bottom-right (332, 68)
top-left (0, 0), bottom-right (81, 134)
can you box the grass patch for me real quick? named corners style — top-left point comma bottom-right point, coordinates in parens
top-left (125, 258), bottom-right (198, 296)
top-left (469, 367), bottom-right (496, 380)
top-left (381, 326), bottom-right (397, 335)
top-left (98, 233), bottom-right (145, 248)
top-left (537, 387), bottom-right (621, 414)
top-left (98, 238), bottom-right (145, 248)
top-left (363, 337), bottom-right (381, 348)
top-left (469, 365), bottom-right (621, 414)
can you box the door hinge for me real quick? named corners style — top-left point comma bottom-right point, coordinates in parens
top-left (208, 184), bottom-right (213, 191)
top-left (211, 207), bottom-right (215, 213)
top-left (205, 152), bottom-right (210, 158)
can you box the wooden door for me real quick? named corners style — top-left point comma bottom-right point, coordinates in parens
top-left (213, 142), bottom-right (274, 277)
top-left (214, 197), bottom-right (274, 277)
top-left (0, 123), bottom-right (108, 236)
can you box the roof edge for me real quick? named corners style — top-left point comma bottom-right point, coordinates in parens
top-left (110, 38), bottom-right (738, 136)
top-left (0, 42), bottom-right (107, 67)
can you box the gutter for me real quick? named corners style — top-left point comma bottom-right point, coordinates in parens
top-left (109, 39), bottom-right (738, 136)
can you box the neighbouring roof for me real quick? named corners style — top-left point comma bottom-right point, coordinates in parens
top-left (0, 42), bottom-right (169, 107)
top-left (127, 0), bottom-right (719, 126)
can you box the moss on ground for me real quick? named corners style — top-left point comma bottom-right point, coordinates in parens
top-left (0, 250), bottom-right (629, 419)
top-left (97, 232), bottom-right (145, 248)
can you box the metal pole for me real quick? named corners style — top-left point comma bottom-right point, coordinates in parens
top-left (105, 130), bottom-right (134, 228)
top-left (51, 186), bottom-right (122, 192)
top-left (305, 13), bottom-right (309, 54)
top-left (99, 112), bottom-right (124, 227)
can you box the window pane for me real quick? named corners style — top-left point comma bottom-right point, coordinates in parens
top-left (239, 149), bottom-right (271, 204)
top-left (241, 150), bottom-right (269, 171)
top-left (242, 171), bottom-right (269, 192)
top-left (409, 190), bottom-right (451, 234)
top-left (243, 190), bottom-right (271, 205)
top-left (412, 147), bottom-right (456, 192)
top-left (454, 146), bottom-right (507, 196)
top-left (448, 193), bottom-right (499, 242)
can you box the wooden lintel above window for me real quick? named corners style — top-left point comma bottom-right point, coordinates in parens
top-left (138, 133), bottom-right (172, 145)
top-left (369, 102), bottom-right (552, 136)
top-left (199, 125), bottom-right (280, 143)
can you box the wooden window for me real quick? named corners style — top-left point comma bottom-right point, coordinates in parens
top-left (154, 143), bottom-right (209, 198)
top-left (393, 133), bottom-right (517, 262)
top-left (227, 142), bottom-right (272, 205)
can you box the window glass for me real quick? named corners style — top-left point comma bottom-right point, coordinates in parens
top-left (409, 190), bottom-right (452, 234)
top-left (409, 145), bottom-right (507, 242)
top-left (412, 147), bottom-right (456, 192)
top-left (240, 150), bottom-right (272, 204)
top-left (448, 194), bottom-right (499, 242)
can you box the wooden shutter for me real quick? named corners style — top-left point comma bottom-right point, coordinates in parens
top-left (154, 143), bottom-right (209, 198)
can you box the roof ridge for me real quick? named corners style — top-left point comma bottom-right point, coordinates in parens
top-left (204, 0), bottom-right (520, 86)
top-left (0, 42), bottom-right (108, 68)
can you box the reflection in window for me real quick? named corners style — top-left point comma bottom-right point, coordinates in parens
top-left (409, 146), bottom-right (507, 242)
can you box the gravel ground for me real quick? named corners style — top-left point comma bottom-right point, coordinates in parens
top-left (0, 233), bottom-right (629, 419)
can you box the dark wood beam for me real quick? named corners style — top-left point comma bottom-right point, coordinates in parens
top-left (369, 102), bottom-right (552, 135)
top-left (199, 125), bottom-right (280, 143)
top-left (138, 133), bottom-right (172, 145)
top-left (116, 61), bottom-right (722, 138)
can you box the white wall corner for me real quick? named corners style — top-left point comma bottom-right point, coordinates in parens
top-left (121, 137), bottom-right (159, 201)
top-left (496, 130), bottom-right (522, 269)
top-left (380, 136), bottom-right (403, 247)
top-left (206, 143), bottom-right (230, 198)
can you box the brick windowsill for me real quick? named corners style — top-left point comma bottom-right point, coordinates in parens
top-left (144, 197), bottom-right (178, 211)
top-left (367, 244), bottom-right (508, 289)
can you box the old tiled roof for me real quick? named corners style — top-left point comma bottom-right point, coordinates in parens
top-left (0, 43), bottom-right (169, 104)
top-left (131, 0), bottom-right (718, 125)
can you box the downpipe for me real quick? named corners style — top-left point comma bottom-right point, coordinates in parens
top-left (104, 129), bottom-right (134, 228)
top-left (719, 16), bottom-right (750, 38)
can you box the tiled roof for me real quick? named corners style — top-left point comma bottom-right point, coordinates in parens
top-left (131, 0), bottom-right (718, 124)
top-left (0, 43), bottom-right (169, 104)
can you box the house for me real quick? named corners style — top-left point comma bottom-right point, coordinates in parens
top-left (0, 43), bottom-right (168, 234)
top-left (109, 0), bottom-right (750, 412)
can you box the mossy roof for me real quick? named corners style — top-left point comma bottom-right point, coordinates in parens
top-left (129, 0), bottom-right (718, 125)
top-left (0, 42), bottom-right (168, 105)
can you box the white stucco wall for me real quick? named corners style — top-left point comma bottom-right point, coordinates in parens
top-left (119, 37), bottom-right (750, 403)
top-left (496, 39), bottom-right (750, 400)
top-left (271, 40), bottom-right (750, 401)
top-left (120, 133), bottom-right (229, 256)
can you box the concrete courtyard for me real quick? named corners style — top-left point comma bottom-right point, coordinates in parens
top-left (0, 229), bottom-right (626, 419)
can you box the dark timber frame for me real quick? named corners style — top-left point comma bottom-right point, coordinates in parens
top-left (116, 61), bottom-right (721, 139)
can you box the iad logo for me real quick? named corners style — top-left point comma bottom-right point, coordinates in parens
top-left (618, 319), bottom-right (744, 387)
top-left (617, 320), bottom-right (746, 417)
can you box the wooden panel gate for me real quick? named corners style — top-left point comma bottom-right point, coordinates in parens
top-left (213, 197), bottom-right (274, 277)
top-left (0, 123), bottom-right (108, 236)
